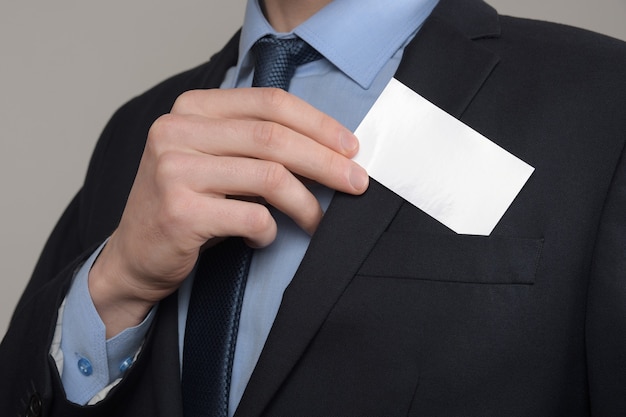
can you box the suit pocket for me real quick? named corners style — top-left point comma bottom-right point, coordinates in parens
top-left (357, 232), bottom-right (543, 285)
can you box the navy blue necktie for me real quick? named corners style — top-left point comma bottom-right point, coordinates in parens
top-left (182, 238), bottom-right (252, 417)
top-left (181, 36), bottom-right (321, 417)
top-left (252, 36), bottom-right (322, 90)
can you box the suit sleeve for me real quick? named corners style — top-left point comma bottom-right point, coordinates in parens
top-left (0, 188), bottom-right (102, 416)
top-left (586, 141), bottom-right (626, 414)
top-left (0, 100), bottom-right (134, 416)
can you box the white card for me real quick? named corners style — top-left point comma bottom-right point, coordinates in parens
top-left (354, 78), bottom-right (534, 236)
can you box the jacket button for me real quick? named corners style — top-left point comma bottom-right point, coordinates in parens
top-left (25, 393), bottom-right (42, 417)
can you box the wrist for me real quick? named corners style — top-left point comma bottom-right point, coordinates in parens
top-left (88, 239), bottom-right (155, 338)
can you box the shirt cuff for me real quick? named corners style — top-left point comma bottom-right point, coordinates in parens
top-left (56, 242), bottom-right (155, 405)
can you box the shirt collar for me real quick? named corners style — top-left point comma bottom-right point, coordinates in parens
top-left (236, 0), bottom-right (439, 89)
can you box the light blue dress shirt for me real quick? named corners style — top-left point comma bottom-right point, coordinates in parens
top-left (59, 0), bottom-right (439, 411)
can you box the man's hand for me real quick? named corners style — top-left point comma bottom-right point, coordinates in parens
top-left (89, 88), bottom-right (369, 337)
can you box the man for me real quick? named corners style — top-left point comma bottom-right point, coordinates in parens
top-left (1, 0), bottom-right (626, 415)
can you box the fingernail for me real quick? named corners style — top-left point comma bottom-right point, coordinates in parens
top-left (349, 165), bottom-right (369, 192)
top-left (341, 131), bottom-right (359, 154)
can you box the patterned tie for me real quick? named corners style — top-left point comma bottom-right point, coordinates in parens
top-left (252, 35), bottom-right (322, 90)
top-left (182, 238), bottom-right (252, 417)
top-left (181, 36), bottom-right (322, 417)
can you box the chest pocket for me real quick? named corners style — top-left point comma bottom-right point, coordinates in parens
top-left (357, 231), bottom-right (543, 285)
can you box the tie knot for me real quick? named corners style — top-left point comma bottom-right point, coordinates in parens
top-left (252, 36), bottom-right (322, 90)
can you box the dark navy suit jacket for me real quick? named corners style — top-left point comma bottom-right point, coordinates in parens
top-left (2, 0), bottom-right (626, 415)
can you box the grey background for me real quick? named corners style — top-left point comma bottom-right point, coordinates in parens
top-left (1, 0), bottom-right (625, 337)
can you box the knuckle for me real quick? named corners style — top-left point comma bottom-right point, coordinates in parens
top-left (244, 205), bottom-right (274, 236)
top-left (153, 151), bottom-right (185, 184)
top-left (156, 189), bottom-right (190, 230)
top-left (314, 111), bottom-right (333, 133)
top-left (260, 87), bottom-right (288, 111)
top-left (171, 90), bottom-right (200, 113)
top-left (147, 114), bottom-right (179, 151)
top-left (260, 162), bottom-right (290, 192)
top-left (318, 148), bottom-right (341, 174)
top-left (252, 121), bottom-right (278, 150)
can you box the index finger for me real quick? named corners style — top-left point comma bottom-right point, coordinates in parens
top-left (170, 87), bottom-right (360, 158)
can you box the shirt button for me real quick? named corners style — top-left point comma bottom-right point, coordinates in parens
top-left (119, 357), bottom-right (133, 373)
top-left (77, 357), bottom-right (93, 376)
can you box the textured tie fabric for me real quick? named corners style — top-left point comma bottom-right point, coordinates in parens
top-left (181, 36), bottom-right (322, 417)
top-left (182, 238), bottom-right (252, 417)
top-left (252, 35), bottom-right (322, 90)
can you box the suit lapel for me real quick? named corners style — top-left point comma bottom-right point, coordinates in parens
top-left (235, 180), bottom-right (404, 416)
top-left (396, 0), bottom-right (500, 119)
top-left (235, 0), bottom-right (501, 415)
